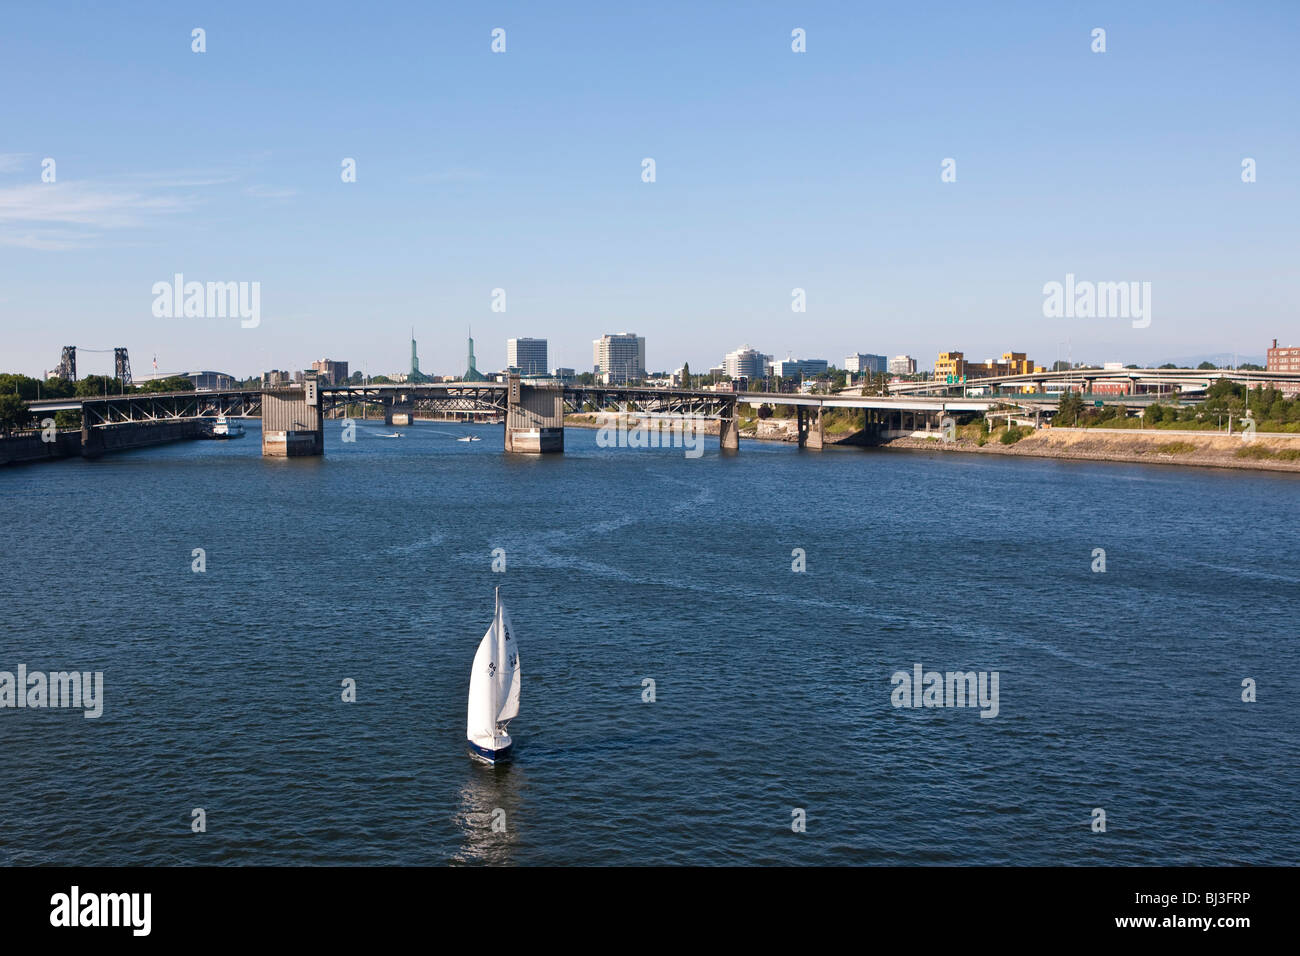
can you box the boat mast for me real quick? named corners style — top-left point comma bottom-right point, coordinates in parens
top-left (494, 585), bottom-right (503, 735)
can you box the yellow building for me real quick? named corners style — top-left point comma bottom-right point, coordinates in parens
top-left (935, 349), bottom-right (1043, 390)
top-left (1001, 352), bottom-right (1034, 376)
top-left (934, 351), bottom-right (966, 381)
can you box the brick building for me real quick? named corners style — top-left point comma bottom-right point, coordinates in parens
top-left (1267, 339), bottom-right (1300, 373)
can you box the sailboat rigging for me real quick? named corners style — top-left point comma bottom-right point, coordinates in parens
top-left (466, 587), bottom-right (520, 763)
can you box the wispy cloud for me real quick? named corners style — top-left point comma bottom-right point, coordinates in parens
top-left (409, 167), bottom-right (485, 185)
top-left (0, 180), bottom-right (198, 250)
top-left (115, 169), bottom-right (239, 189)
top-left (0, 181), bottom-right (193, 228)
top-left (244, 184), bottom-right (298, 199)
top-left (0, 153), bottom-right (32, 174)
top-left (0, 230), bottom-right (100, 251)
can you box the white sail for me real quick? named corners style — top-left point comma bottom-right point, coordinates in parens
top-left (497, 600), bottom-right (520, 724)
top-left (466, 617), bottom-right (499, 742)
top-left (466, 589), bottom-right (521, 746)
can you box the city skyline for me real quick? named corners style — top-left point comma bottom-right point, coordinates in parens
top-left (7, 326), bottom-right (1281, 386)
top-left (1, 2), bottom-right (1297, 378)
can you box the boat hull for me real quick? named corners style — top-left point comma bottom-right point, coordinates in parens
top-left (467, 736), bottom-right (513, 763)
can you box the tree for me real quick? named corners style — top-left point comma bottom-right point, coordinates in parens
top-left (1158, 363), bottom-right (1178, 369)
top-left (75, 375), bottom-right (122, 397)
top-left (1206, 379), bottom-right (1241, 403)
top-left (0, 373), bottom-right (46, 400)
top-left (1056, 391), bottom-right (1084, 425)
top-left (680, 362), bottom-right (691, 389)
top-left (1197, 361), bottom-right (1218, 370)
top-left (0, 394), bottom-right (31, 433)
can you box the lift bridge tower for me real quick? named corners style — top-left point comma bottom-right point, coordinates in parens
top-left (56, 346), bottom-right (77, 381)
top-left (113, 348), bottom-right (132, 387)
top-left (51, 346), bottom-right (132, 384)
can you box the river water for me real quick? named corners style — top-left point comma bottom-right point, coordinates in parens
top-left (1, 421), bottom-right (1296, 865)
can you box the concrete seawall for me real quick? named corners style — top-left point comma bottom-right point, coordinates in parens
top-left (2, 420), bottom-right (203, 465)
top-left (0, 432), bottom-right (83, 465)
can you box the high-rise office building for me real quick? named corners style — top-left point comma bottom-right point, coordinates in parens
top-left (507, 338), bottom-right (549, 376)
top-left (889, 355), bottom-right (918, 375)
top-left (592, 333), bottom-right (646, 384)
top-left (844, 353), bottom-right (887, 374)
top-left (724, 345), bottom-right (770, 381)
top-left (773, 357), bottom-right (829, 378)
top-left (310, 358), bottom-right (349, 385)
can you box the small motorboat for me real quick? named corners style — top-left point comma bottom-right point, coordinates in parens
top-left (379, 432), bottom-right (403, 439)
top-left (457, 435), bottom-right (482, 442)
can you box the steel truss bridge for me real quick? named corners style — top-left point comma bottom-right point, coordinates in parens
top-left (24, 381), bottom-right (1014, 457)
top-left (29, 389), bottom-right (265, 425)
top-left (321, 383), bottom-right (755, 420)
top-left (27, 383), bottom-right (1002, 427)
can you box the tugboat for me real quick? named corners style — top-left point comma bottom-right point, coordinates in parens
top-left (199, 414), bottom-right (245, 439)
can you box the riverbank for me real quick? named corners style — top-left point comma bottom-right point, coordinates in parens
top-left (564, 413), bottom-right (1300, 472)
top-left (882, 427), bottom-right (1300, 473)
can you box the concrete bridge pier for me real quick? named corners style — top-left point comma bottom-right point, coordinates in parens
top-left (262, 384), bottom-right (324, 457)
top-left (718, 399), bottom-right (739, 452)
top-left (385, 398), bottom-right (415, 426)
top-left (80, 405), bottom-right (103, 459)
top-left (504, 375), bottom-right (564, 454)
top-left (797, 405), bottom-right (824, 450)
top-left (860, 408), bottom-right (884, 444)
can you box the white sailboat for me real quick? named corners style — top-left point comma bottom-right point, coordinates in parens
top-left (466, 587), bottom-right (520, 763)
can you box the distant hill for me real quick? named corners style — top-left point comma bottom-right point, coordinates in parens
top-left (1158, 353), bottom-right (1266, 369)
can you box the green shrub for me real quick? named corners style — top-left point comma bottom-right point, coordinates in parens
top-left (0, 393), bottom-right (32, 432)
top-left (1235, 444), bottom-right (1275, 460)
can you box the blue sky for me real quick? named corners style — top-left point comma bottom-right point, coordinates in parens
top-left (1, 1), bottom-right (1297, 379)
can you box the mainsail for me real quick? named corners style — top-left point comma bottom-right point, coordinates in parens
top-left (497, 599), bottom-right (520, 724)
top-left (466, 588), bottom-right (521, 744)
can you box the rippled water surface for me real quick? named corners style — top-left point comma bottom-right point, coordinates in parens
top-left (1, 421), bottom-right (1297, 865)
